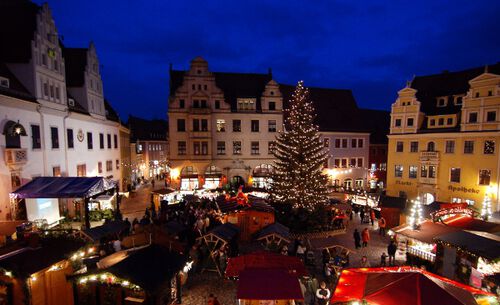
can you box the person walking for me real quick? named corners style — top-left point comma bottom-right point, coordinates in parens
top-left (315, 281), bottom-right (331, 305)
top-left (359, 208), bottom-right (365, 224)
top-left (362, 228), bottom-right (370, 247)
top-left (388, 240), bottom-right (397, 266)
top-left (353, 229), bottom-right (361, 249)
top-left (378, 216), bottom-right (386, 236)
top-left (370, 209), bottom-right (376, 226)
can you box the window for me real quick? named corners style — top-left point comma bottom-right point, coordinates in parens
top-left (55, 86), bottom-right (60, 99)
top-left (217, 141), bottom-right (225, 155)
top-left (484, 140), bottom-right (495, 154)
top-left (99, 133), bottom-right (104, 149)
top-left (445, 140), bottom-right (455, 153)
top-left (31, 125), bottom-right (41, 149)
top-left (237, 98), bottom-right (256, 110)
top-left (178, 141), bottom-right (186, 155)
top-left (450, 168), bottom-right (461, 183)
top-left (358, 139), bottom-right (363, 148)
top-left (193, 142), bottom-right (200, 155)
top-left (0, 77), bottom-right (9, 88)
top-left (216, 119), bottom-right (226, 132)
top-left (447, 118), bottom-right (453, 125)
top-left (268, 120), bottom-right (277, 132)
top-left (268, 141), bottom-right (276, 154)
top-left (469, 112), bottom-right (478, 123)
top-left (87, 132), bottom-right (93, 149)
top-left (334, 159), bottom-right (341, 168)
top-left (341, 139), bottom-right (347, 148)
top-left (201, 100), bottom-right (207, 108)
top-left (251, 120), bottom-right (259, 132)
top-left (464, 141), bottom-right (474, 154)
top-left (427, 141), bottom-right (435, 151)
top-left (437, 98), bottom-right (446, 107)
top-left (177, 119), bottom-right (185, 132)
top-left (395, 119), bottom-right (401, 127)
top-left (107, 134), bottom-right (111, 149)
top-left (324, 138), bottom-right (330, 148)
top-left (357, 158), bottom-right (363, 167)
top-left (269, 101), bottom-right (276, 110)
top-left (193, 119), bottom-right (200, 131)
top-left (350, 158), bottom-right (356, 167)
top-left (455, 96), bottom-right (463, 105)
top-left (421, 165), bottom-right (428, 178)
top-left (49, 85), bottom-right (54, 98)
top-left (409, 166), bottom-right (418, 178)
top-left (77, 164), bottom-right (86, 177)
top-left (351, 139), bottom-right (357, 148)
top-left (410, 141), bottom-right (418, 153)
top-left (116, 159), bottom-right (120, 170)
top-left (233, 141), bottom-right (242, 154)
top-left (488, 90), bottom-right (493, 96)
top-left (407, 118), bottom-right (414, 127)
top-left (50, 127), bottom-right (59, 149)
top-left (191, 84), bottom-right (195, 90)
top-left (215, 100), bottom-right (220, 109)
top-left (179, 99), bottom-right (185, 108)
top-left (106, 160), bottom-right (113, 172)
top-left (52, 166), bottom-right (61, 177)
top-left (251, 141), bottom-right (259, 155)
top-left (98, 162), bottom-right (103, 174)
top-left (335, 139), bottom-right (341, 148)
top-left (114, 134), bottom-right (118, 149)
top-left (233, 120), bottom-right (241, 132)
top-left (477, 169), bottom-right (491, 186)
top-left (429, 119), bottom-right (435, 126)
top-left (396, 141), bottom-right (404, 152)
top-left (341, 159), bottom-right (348, 168)
top-left (395, 165), bottom-right (403, 177)
top-left (438, 118), bottom-right (444, 126)
top-left (193, 100), bottom-right (200, 108)
top-left (201, 119), bottom-right (208, 131)
top-left (201, 142), bottom-right (208, 155)
top-left (429, 166), bottom-right (436, 178)
top-left (487, 111), bottom-right (496, 122)
top-left (67, 129), bottom-right (74, 149)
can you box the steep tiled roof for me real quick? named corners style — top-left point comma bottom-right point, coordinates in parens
top-left (0, 0), bottom-right (38, 63)
top-left (0, 62), bottom-right (37, 102)
top-left (128, 115), bottom-right (168, 142)
top-left (411, 62), bottom-right (500, 115)
top-left (67, 92), bottom-right (89, 115)
top-left (62, 47), bottom-right (88, 87)
top-left (104, 99), bottom-right (120, 122)
top-left (358, 109), bottom-right (390, 144)
top-left (169, 69), bottom-right (272, 112)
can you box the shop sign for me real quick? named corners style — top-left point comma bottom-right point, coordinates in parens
top-left (447, 185), bottom-right (480, 194)
top-left (396, 181), bottom-right (412, 186)
top-left (431, 207), bottom-right (474, 221)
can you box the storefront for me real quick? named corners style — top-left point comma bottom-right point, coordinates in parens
top-left (204, 165), bottom-right (223, 189)
top-left (180, 166), bottom-right (199, 190)
top-left (251, 164), bottom-right (274, 189)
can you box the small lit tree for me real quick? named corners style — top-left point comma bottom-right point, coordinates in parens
top-left (271, 81), bottom-right (329, 210)
top-left (481, 193), bottom-right (492, 221)
top-left (409, 197), bottom-right (423, 229)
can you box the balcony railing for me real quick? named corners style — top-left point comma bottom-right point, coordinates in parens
top-left (420, 151), bottom-right (439, 161)
top-left (189, 107), bottom-right (211, 114)
top-left (4, 148), bottom-right (28, 166)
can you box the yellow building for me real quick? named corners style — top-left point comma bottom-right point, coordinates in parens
top-left (387, 64), bottom-right (500, 213)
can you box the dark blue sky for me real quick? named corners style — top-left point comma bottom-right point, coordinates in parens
top-left (39, 0), bottom-right (499, 120)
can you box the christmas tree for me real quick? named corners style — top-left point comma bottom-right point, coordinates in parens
top-left (271, 81), bottom-right (329, 210)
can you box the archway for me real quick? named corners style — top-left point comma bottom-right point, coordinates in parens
top-left (422, 192), bottom-right (435, 205)
top-left (180, 166), bottom-right (199, 190)
top-left (427, 141), bottom-right (435, 152)
top-left (204, 165), bottom-right (222, 189)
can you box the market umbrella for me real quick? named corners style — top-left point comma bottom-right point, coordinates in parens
top-left (332, 267), bottom-right (495, 305)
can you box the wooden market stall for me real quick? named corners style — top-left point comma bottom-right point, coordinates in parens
top-left (198, 223), bottom-right (239, 276)
top-left (255, 223), bottom-right (290, 250)
top-left (225, 251), bottom-right (308, 278)
top-left (0, 235), bottom-right (84, 305)
top-left (378, 195), bottom-right (406, 228)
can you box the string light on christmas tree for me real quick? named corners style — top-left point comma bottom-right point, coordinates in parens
top-left (409, 197), bottom-right (423, 229)
top-left (481, 188), bottom-right (492, 221)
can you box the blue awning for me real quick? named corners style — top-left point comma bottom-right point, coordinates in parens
top-left (10, 176), bottom-right (117, 199)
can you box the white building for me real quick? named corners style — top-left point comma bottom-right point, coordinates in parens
top-left (0, 1), bottom-right (122, 220)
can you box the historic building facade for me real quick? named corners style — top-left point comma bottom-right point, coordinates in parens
top-left (386, 64), bottom-right (500, 212)
top-left (0, 1), bottom-right (123, 220)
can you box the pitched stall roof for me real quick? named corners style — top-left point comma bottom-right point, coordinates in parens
top-left (217, 197), bottom-right (274, 214)
top-left (128, 115), bottom-right (168, 142)
top-left (256, 223), bottom-right (290, 240)
top-left (411, 63), bottom-right (500, 116)
top-left (81, 221), bottom-right (127, 242)
top-left (206, 223), bottom-right (240, 241)
top-left (0, 237), bottom-right (84, 278)
top-left (434, 230), bottom-right (500, 260)
top-left (10, 177), bottom-right (117, 199)
top-left (0, 63), bottom-right (37, 102)
top-left (0, 0), bottom-right (38, 63)
top-left (391, 220), bottom-right (461, 244)
top-left (237, 269), bottom-right (304, 300)
top-left (225, 251), bottom-right (308, 277)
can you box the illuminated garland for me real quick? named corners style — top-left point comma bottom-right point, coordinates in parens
top-left (270, 81), bottom-right (329, 210)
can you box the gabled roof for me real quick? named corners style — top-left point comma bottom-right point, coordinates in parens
top-left (358, 109), bottom-right (390, 144)
top-left (0, 62), bottom-right (37, 102)
top-left (128, 115), bottom-right (168, 142)
top-left (82, 221), bottom-right (127, 242)
top-left (411, 62), bottom-right (500, 115)
top-left (62, 47), bottom-right (88, 87)
top-left (67, 92), bottom-right (90, 115)
top-left (0, 0), bottom-right (38, 63)
top-left (237, 269), bottom-right (304, 300)
top-left (435, 230), bottom-right (500, 260)
top-left (104, 99), bottom-right (120, 122)
top-left (225, 251), bottom-right (308, 278)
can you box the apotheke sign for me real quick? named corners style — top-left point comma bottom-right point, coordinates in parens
top-left (447, 185), bottom-right (480, 194)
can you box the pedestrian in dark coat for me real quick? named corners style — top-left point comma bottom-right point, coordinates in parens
top-left (353, 229), bottom-right (361, 249)
top-left (360, 209), bottom-right (365, 224)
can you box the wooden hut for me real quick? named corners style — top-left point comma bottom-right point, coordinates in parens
top-left (255, 223), bottom-right (290, 250)
top-left (198, 223), bottom-right (239, 276)
top-left (379, 195), bottom-right (406, 228)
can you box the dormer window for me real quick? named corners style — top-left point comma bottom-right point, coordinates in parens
top-left (429, 119), bottom-right (435, 126)
top-left (394, 119), bottom-right (401, 127)
top-left (269, 101), bottom-right (276, 111)
top-left (438, 118), bottom-right (444, 126)
top-left (237, 98), bottom-right (256, 111)
top-left (469, 112), bottom-right (478, 123)
top-left (437, 98), bottom-right (446, 107)
top-left (68, 98), bottom-right (75, 107)
top-left (475, 92), bottom-right (480, 98)
top-left (0, 77), bottom-right (9, 88)
top-left (454, 96), bottom-right (463, 105)
top-left (488, 90), bottom-right (493, 96)
top-left (407, 118), bottom-right (414, 127)
top-left (270, 91), bottom-right (274, 96)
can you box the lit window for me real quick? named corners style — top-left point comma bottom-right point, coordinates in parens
top-left (233, 141), bottom-right (242, 154)
top-left (479, 169), bottom-right (491, 185)
top-left (217, 141), bottom-right (225, 155)
top-left (484, 140), bottom-right (495, 154)
top-left (177, 141), bottom-right (186, 155)
top-left (396, 141), bottom-right (404, 152)
top-left (394, 165), bottom-right (403, 177)
top-left (216, 119), bottom-right (226, 132)
top-left (409, 166), bottom-right (417, 179)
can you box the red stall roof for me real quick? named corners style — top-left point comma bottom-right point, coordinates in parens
top-left (332, 267), bottom-right (494, 305)
top-left (237, 269), bottom-right (303, 300)
top-left (225, 251), bottom-right (308, 277)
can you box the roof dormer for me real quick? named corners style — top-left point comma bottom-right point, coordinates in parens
top-left (189, 56), bottom-right (209, 76)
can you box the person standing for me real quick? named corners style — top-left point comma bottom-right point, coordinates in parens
top-left (360, 256), bottom-right (371, 267)
top-left (315, 281), bottom-right (331, 305)
top-left (378, 216), bottom-right (386, 236)
top-left (388, 240), bottom-right (397, 266)
top-left (362, 228), bottom-right (370, 247)
top-left (370, 209), bottom-right (376, 226)
top-left (359, 208), bottom-right (365, 224)
top-left (380, 252), bottom-right (387, 266)
top-left (353, 229), bottom-right (361, 249)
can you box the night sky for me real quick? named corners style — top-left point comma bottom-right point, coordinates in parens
top-left (37, 0), bottom-right (500, 121)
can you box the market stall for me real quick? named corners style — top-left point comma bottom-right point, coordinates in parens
top-left (225, 251), bottom-right (308, 278)
top-left (255, 223), bottom-right (290, 250)
top-left (198, 223), bottom-right (239, 276)
top-left (151, 188), bottom-right (176, 210)
top-left (79, 220), bottom-right (128, 243)
top-left (10, 177), bottom-right (119, 229)
top-left (331, 267), bottom-right (497, 305)
top-left (236, 269), bottom-right (304, 305)
top-left (379, 195), bottom-right (406, 228)
top-left (435, 230), bottom-right (500, 290)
